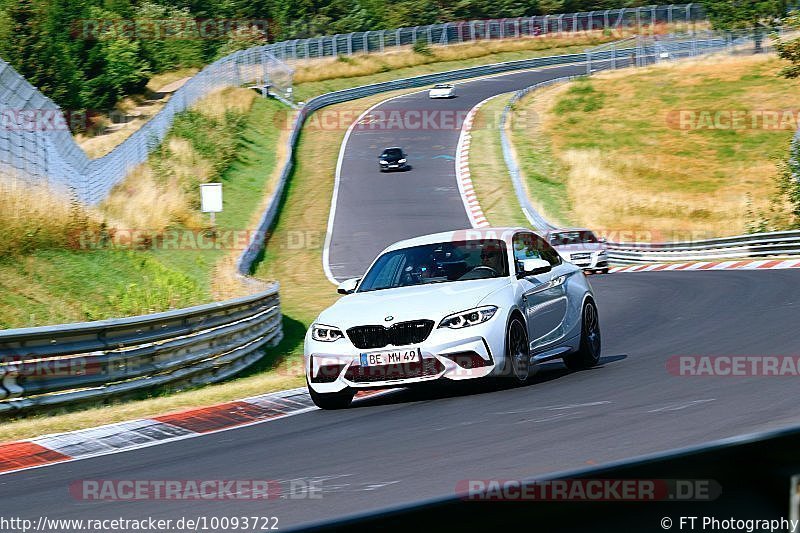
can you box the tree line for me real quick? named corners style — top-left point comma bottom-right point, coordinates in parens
top-left (0, 0), bottom-right (792, 115)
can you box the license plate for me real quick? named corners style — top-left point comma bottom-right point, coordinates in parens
top-left (360, 348), bottom-right (420, 367)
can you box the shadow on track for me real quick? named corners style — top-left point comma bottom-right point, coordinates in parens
top-left (351, 354), bottom-right (628, 409)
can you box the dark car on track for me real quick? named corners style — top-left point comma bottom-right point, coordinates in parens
top-left (378, 147), bottom-right (409, 172)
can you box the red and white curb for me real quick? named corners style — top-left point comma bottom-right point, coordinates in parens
top-left (0, 387), bottom-right (388, 476)
top-left (610, 258), bottom-right (800, 274)
top-left (456, 97), bottom-right (496, 229)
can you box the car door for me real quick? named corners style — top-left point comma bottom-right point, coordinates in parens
top-left (512, 232), bottom-right (569, 350)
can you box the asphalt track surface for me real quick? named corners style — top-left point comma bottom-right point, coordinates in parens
top-left (326, 60), bottom-right (597, 281)
top-left (4, 270), bottom-right (800, 529)
top-left (5, 62), bottom-right (800, 530)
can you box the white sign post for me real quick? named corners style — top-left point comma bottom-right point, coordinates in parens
top-left (200, 183), bottom-right (223, 226)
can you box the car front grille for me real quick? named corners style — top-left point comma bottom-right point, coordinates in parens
top-left (344, 358), bottom-right (444, 383)
top-left (571, 252), bottom-right (592, 261)
top-left (346, 320), bottom-right (434, 349)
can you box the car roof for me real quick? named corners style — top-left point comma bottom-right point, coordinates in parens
top-left (381, 227), bottom-right (531, 254)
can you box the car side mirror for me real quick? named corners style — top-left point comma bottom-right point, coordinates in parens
top-left (337, 277), bottom-right (360, 295)
top-left (517, 258), bottom-right (551, 277)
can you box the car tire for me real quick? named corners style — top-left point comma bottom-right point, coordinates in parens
top-left (600, 268), bottom-right (609, 274)
top-left (504, 316), bottom-right (530, 384)
top-left (563, 300), bottom-right (601, 371)
top-left (307, 382), bottom-right (355, 410)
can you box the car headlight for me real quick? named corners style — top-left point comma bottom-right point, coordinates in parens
top-left (379, 160), bottom-right (388, 164)
top-left (438, 306), bottom-right (498, 329)
top-left (311, 324), bottom-right (345, 342)
top-left (398, 158), bottom-right (407, 163)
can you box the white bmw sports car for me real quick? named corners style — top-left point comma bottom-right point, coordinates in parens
top-left (304, 228), bottom-right (601, 409)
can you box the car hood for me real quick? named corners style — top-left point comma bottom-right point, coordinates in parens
top-left (316, 278), bottom-right (511, 329)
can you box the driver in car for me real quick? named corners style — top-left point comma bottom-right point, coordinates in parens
top-left (478, 245), bottom-right (504, 275)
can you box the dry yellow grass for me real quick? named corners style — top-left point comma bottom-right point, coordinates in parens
top-left (100, 87), bottom-right (257, 235)
top-left (0, 173), bottom-right (103, 256)
top-left (210, 122), bottom-right (292, 301)
top-left (294, 28), bottom-right (650, 84)
top-left (0, 90), bottom-right (414, 442)
top-left (253, 88), bottom-right (421, 321)
top-left (468, 94), bottom-right (531, 227)
top-left (100, 165), bottom-right (200, 232)
top-left (519, 53), bottom-right (799, 238)
top-left (76, 115), bottom-right (156, 159)
top-left (146, 68), bottom-right (201, 92)
top-left (75, 68), bottom-right (202, 159)
top-left (200, 88), bottom-right (257, 120)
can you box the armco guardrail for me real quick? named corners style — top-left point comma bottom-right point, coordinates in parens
top-left (0, 39), bottom-right (640, 413)
top-left (0, 32), bottom-right (771, 412)
top-left (238, 34), bottom-right (738, 274)
top-left (496, 31), bottom-right (799, 265)
top-left (0, 286), bottom-right (282, 413)
top-left (605, 230), bottom-right (800, 264)
top-left (236, 48), bottom-right (639, 275)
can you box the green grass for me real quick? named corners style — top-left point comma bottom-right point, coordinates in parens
top-left (0, 92), bottom-right (404, 441)
top-left (0, 251), bottom-right (206, 328)
top-left (509, 94), bottom-right (574, 226)
top-left (469, 88), bottom-right (581, 228)
top-left (468, 94), bottom-right (530, 228)
top-left (0, 97), bottom-right (286, 328)
top-left (293, 42), bottom-right (604, 101)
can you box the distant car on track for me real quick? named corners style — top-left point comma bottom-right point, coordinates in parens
top-left (428, 83), bottom-right (456, 98)
top-left (546, 228), bottom-right (609, 274)
top-left (378, 147), bottom-right (409, 171)
top-left (304, 227), bottom-right (602, 409)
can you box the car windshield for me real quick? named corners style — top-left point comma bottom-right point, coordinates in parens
top-left (549, 231), bottom-right (598, 246)
top-left (433, 84), bottom-right (452, 89)
top-left (358, 239), bottom-right (509, 292)
top-left (381, 148), bottom-right (402, 158)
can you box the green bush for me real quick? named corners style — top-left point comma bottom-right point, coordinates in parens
top-left (412, 38), bottom-right (433, 56)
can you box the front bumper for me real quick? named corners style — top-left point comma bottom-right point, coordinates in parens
top-left (569, 252), bottom-right (609, 271)
top-left (379, 162), bottom-right (408, 171)
top-left (305, 317), bottom-right (505, 393)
